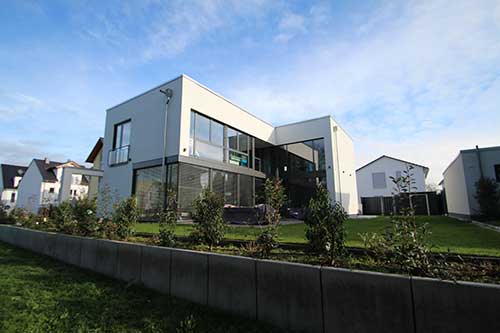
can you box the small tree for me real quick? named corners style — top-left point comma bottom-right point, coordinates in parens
top-left (305, 184), bottom-right (347, 264)
top-left (191, 189), bottom-right (226, 250)
top-left (52, 201), bottom-right (78, 235)
top-left (256, 178), bottom-right (286, 257)
top-left (112, 197), bottom-right (139, 240)
top-left (0, 203), bottom-right (10, 224)
top-left (158, 189), bottom-right (178, 247)
top-left (73, 197), bottom-right (100, 237)
top-left (475, 177), bottom-right (500, 219)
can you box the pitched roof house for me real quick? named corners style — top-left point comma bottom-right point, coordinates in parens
top-left (0, 164), bottom-right (28, 209)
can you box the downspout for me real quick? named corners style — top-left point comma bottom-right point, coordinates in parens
top-left (475, 145), bottom-right (484, 179)
top-left (333, 126), bottom-right (342, 206)
top-left (160, 88), bottom-right (173, 209)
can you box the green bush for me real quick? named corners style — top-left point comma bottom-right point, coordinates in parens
top-left (255, 225), bottom-right (279, 257)
top-left (263, 178), bottom-right (286, 225)
top-left (191, 189), bottom-right (226, 249)
top-left (0, 203), bottom-right (12, 224)
top-left (158, 190), bottom-right (178, 247)
top-left (112, 197), bottom-right (139, 240)
top-left (9, 207), bottom-right (36, 227)
top-left (72, 197), bottom-right (100, 237)
top-left (305, 184), bottom-right (347, 264)
top-left (52, 201), bottom-right (78, 235)
top-left (475, 177), bottom-right (500, 219)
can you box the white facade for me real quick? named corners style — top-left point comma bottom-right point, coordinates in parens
top-left (102, 74), bottom-right (359, 214)
top-left (356, 155), bottom-right (428, 204)
top-left (443, 146), bottom-right (500, 219)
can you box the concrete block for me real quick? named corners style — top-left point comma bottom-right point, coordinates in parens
top-left (321, 267), bottom-right (415, 333)
top-left (170, 249), bottom-right (208, 305)
top-left (141, 245), bottom-right (171, 294)
top-left (95, 239), bottom-right (118, 277)
top-left (116, 242), bottom-right (143, 283)
top-left (256, 260), bottom-right (323, 332)
top-left (30, 230), bottom-right (47, 253)
top-left (412, 277), bottom-right (500, 333)
top-left (0, 225), bottom-right (8, 243)
top-left (42, 232), bottom-right (57, 258)
top-left (79, 237), bottom-right (98, 270)
top-left (16, 227), bottom-right (30, 249)
top-left (54, 234), bottom-right (82, 266)
top-left (208, 253), bottom-right (257, 318)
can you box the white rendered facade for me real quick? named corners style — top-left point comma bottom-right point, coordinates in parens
top-left (102, 75), bottom-right (358, 215)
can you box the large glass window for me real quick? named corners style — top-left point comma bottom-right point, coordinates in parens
top-left (178, 164), bottom-right (210, 210)
top-left (239, 174), bottom-right (253, 206)
top-left (190, 112), bottom-right (224, 162)
top-left (133, 166), bottom-right (162, 216)
top-left (113, 120), bottom-right (131, 149)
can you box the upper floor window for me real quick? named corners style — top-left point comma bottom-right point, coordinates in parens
top-left (109, 120), bottom-right (131, 166)
top-left (189, 111), bottom-right (225, 163)
top-left (495, 164), bottom-right (500, 182)
top-left (10, 192), bottom-right (15, 203)
top-left (113, 120), bottom-right (131, 149)
top-left (372, 172), bottom-right (387, 189)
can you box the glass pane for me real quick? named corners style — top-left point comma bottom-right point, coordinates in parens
top-left (190, 111), bottom-right (195, 138)
top-left (211, 170), bottom-right (225, 196)
top-left (133, 166), bottom-right (162, 217)
top-left (314, 139), bottom-right (325, 171)
top-left (239, 175), bottom-right (253, 206)
top-left (121, 121), bottom-right (131, 147)
top-left (114, 124), bottom-right (122, 148)
top-left (194, 140), bottom-right (224, 161)
top-left (211, 120), bottom-right (224, 146)
top-left (195, 113), bottom-right (210, 142)
top-left (227, 127), bottom-right (238, 150)
top-left (238, 133), bottom-right (249, 153)
top-left (229, 150), bottom-right (248, 167)
top-left (287, 141), bottom-right (314, 173)
top-left (178, 164), bottom-right (209, 210)
top-left (224, 172), bottom-right (237, 205)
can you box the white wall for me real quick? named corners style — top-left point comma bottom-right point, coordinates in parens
top-left (356, 157), bottom-right (427, 203)
top-left (16, 161), bottom-right (44, 213)
top-left (443, 154), bottom-right (471, 216)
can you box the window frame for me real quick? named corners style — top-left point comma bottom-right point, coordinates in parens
top-left (372, 172), bottom-right (387, 189)
top-left (113, 119), bottom-right (131, 149)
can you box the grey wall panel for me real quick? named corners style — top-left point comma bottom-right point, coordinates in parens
top-left (256, 260), bottom-right (323, 332)
top-left (322, 267), bottom-right (415, 333)
top-left (170, 249), bottom-right (208, 305)
top-left (116, 242), bottom-right (143, 283)
top-left (95, 239), bottom-right (118, 277)
top-left (208, 253), bottom-right (257, 318)
top-left (412, 277), bottom-right (500, 333)
top-left (140, 245), bottom-right (171, 294)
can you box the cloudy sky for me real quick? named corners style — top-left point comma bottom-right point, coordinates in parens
top-left (1, 0), bottom-right (499, 184)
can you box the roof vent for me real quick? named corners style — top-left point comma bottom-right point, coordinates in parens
top-left (44, 157), bottom-right (50, 164)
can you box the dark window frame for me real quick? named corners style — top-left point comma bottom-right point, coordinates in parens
top-left (113, 119), bottom-right (131, 149)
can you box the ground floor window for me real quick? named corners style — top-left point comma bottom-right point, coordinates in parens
top-left (133, 166), bottom-right (163, 216)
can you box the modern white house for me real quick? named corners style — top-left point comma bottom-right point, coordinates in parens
top-left (101, 74), bottom-right (358, 218)
top-left (442, 145), bottom-right (500, 219)
top-left (356, 155), bottom-right (429, 214)
top-left (16, 158), bottom-right (103, 213)
top-left (0, 164), bottom-right (28, 211)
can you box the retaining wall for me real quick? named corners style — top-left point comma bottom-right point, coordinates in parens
top-left (1, 225), bottom-right (499, 333)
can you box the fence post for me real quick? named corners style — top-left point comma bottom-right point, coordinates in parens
top-left (425, 193), bottom-right (431, 216)
top-left (380, 197), bottom-right (385, 215)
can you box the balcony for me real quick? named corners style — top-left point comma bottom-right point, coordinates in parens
top-left (108, 145), bottom-right (130, 166)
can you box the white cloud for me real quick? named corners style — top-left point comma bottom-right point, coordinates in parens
top-left (223, 0), bottom-right (500, 183)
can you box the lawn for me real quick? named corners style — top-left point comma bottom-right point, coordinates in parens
top-left (0, 242), bottom-right (278, 332)
top-left (135, 216), bottom-right (500, 257)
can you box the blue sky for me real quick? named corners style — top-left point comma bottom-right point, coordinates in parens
top-left (1, 0), bottom-right (499, 183)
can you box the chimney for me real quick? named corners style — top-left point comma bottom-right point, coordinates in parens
top-left (44, 157), bottom-right (50, 164)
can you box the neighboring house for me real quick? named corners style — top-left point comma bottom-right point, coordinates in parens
top-left (0, 164), bottom-right (28, 210)
top-left (86, 137), bottom-right (104, 199)
top-left (16, 158), bottom-right (90, 212)
top-left (356, 155), bottom-right (429, 213)
top-left (102, 74), bottom-right (358, 217)
top-left (442, 145), bottom-right (500, 219)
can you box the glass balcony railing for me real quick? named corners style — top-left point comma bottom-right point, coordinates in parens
top-left (108, 145), bottom-right (130, 166)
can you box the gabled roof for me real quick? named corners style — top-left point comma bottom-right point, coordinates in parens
top-left (1, 164), bottom-right (28, 189)
top-left (356, 155), bottom-right (429, 177)
top-left (86, 137), bottom-right (103, 163)
top-left (33, 159), bottom-right (64, 182)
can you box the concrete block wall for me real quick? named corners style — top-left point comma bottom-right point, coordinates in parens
top-left (1, 225), bottom-right (500, 333)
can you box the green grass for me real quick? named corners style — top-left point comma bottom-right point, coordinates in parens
top-left (135, 216), bottom-right (500, 257)
top-left (0, 242), bottom-right (279, 332)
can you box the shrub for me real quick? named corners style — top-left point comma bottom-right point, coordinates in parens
top-left (191, 189), bottom-right (226, 249)
top-left (475, 177), bottom-right (500, 219)
top-left (255, 226), bottom-right (279, 257)
top-left (305, 184), bottom-right (347, 264)
top-left (0, 203), bottom-right (12, 224)
top-left (263, 178), bottom-right (286, 225)
top-left (112, 197), bottom-right (139, 240)
top-left (52, 202), bottom-right (78, 235)
top-left (72, 197), bottom-right (100, 237)
top-left (158, 189), bottom-right (178, 247)
top-left (253, 178), bottom-right (286, 257)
